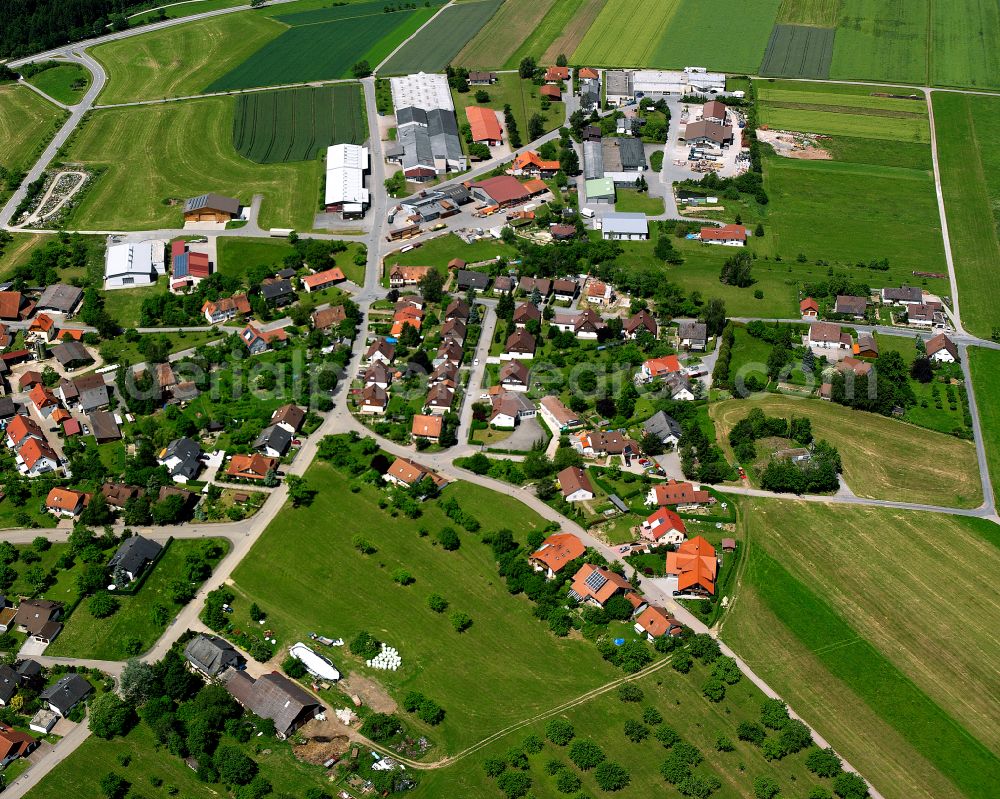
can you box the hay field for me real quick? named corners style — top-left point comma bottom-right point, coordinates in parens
top-left (0, 83), bottom-right (64, 189)
top-left (709, 394), bottom-right (982, 507)
top-left (454, 0), bottom-right (556, 69)
top-left (61, 97), bottom-right (320, 230)
top-left (571, 0), bottom-right (679, 67)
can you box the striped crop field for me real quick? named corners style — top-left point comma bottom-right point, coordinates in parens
top-left (759, 23), bottom-right (835, 78)
top-left (379, 0), bottom-right (504, 75)
top-left (572, 0), bottom-right (679, 67)
top-left (454, 0), bottom-right (557, 69)
top-left (232, 84), bottom-right (365, 164)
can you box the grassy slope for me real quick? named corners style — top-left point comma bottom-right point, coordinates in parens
top-left (91, 12), bottom-right (284, 104)
top-left (231, 464), bottom-right (619, 754)
top-left (0, 83), bottom-right (64, 197)
top-left (709, 393), bottom-right (982, 507)
top-left (454, 0), bottom-right (557, 69)
top-left (61, 97), bottom-right (321, 231)
top-left (968, 347), bottom-right (1000, 507)
top-left (571, 0), bottom-right (679, 67)
top-left (724, 504), bottom-right (1000, 799)
top-left (25, 63), bottom-right (90, 105)
top-left (932, 92), bottom-right (1000, 339)
top-left (379, 0), bottom-right (505, 75)
top-left (46, 539), bottom-right (229, 660)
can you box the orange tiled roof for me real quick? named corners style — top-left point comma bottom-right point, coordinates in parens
top-left (665, 535), bottom-right (717, 595)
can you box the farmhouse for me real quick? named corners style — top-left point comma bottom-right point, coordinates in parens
top-left (324, 143), bottom-right (369, 216)
top-left (224, 671), bottom-right (322, 739)
top-left (647, 479), bottom-right (713, 509)
top-left (36, 284), bottom-right (83, 316)
top-left (600, 212), bottom-right (648, 241)
top-left (640, 507), bottom-right (687, 545)
top-left (633, 606), bottom-right (682, 640)
top-left (557, 466), bottom-right (594, 502)
top-left (510, 150), bottom-right (561, 177)
top-left (683, 119), bottom-right (733, 146)
top-left (69, 373), bottom-right (110, 413)
top-left (0, 292), bottom-right (26, 321)
top-left (927, 332), bottom-right (958, 362)
top-left (835, 295), bottom-right (867, 318)
top-left (465, 105), bottom-right (503, 146)
top-left (183, 193), bottom-right (240, 224)
top-left (808, 322), bottom-right (852, 355)
top-left (881, 285), bottom-right (923, 305)
top-left (568, 564), bottom-right (635, 608)
top-left (800, 297), bottom-right (819, 318)
top-left (108, 535), bottom-right (162, 583)
top-left (699, 224), bottom-right (746, 246)
top-left (530, 533), bottom-right (586, 579)
top-left (665, 535), bottom-right (717, 596)
top-left (185, 634), bottom-right (245, 678)
top-left (301, 267), bottom-right (346, 293)
top-left (104, 239), bottom-right (167, 288)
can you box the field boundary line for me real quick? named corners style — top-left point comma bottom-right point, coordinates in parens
top-left (374, 0), bottom-right (455, 74)
top-left (91, 76), bottom-right (362, 109)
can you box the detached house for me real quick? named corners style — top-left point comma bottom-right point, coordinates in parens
top-left (14, 599), bottom-right (63, 644)
top-left (699, 224), bottom-right (746, 246)
top-left (359, 383), bottom-right (388, 414)
top-left (539, 395), bottom-right (581, 432)
top-left (40, 674), bottom-right (91, 717)
top-left (677, 321), bottom-right (708, 351)
top-left (271, 404), bottom-right (305, 433)
top-left (227, 453), bottom-right (279, 482)
top-left (202, 294), bottom-right (251, 324)
top-left (513, 302), bottom-right (542, 329)
top-left (646, 479), bottom-right (712, 509)
top-left (254, 425), bottom-right (292, 458)
top-left (639, 507), bottom-right (687, 545)
top-left (625, 310), bottom-right (657, 339)
top-left (383, 456), bottom-right (445, 489)
top-left (634, 605), bottom-right (682, 641)
top-left (108, 535), bottom-right (162, 583)
top-left (158, 437), bottom-right (202, 482)
top-left (643, 411), bottom-right (682, 449)
top-left (640, 355), bottom-right (681, 382)
top-left (530, 533), bottom-right (586, 579)
top-left (927, 332), bottom-right (958, 363)
top-left (45, 487), bottom-right (89, 518)
top-left (665, 535), bottom-right (717, 597)
top-left (558, 466), bottom-right (594, 502)
top-left (568, 564), bottom-right (636, 609)
top-left (503, 330), bottom-right (536, 360)
top-left (301, 268), bottom-right (345, 293)
top-left (552, 308), bottom-right (606, 339)
top-left (881, 285), bottom-right (923, 305)
top-left (241, 323), bottom-right (288, 355)
top-left (366, 338), bottom-right (395, 365)
top-left (499, 360), bottom-right (530, 392)
top-left (808, 322), bottom-right (852, 356)
top-left (799, 297), bottom-right (818, 319)
top-left (411, 414), bottom-right (443, 443)
top-left (835, 295), bottom-right (867, 318)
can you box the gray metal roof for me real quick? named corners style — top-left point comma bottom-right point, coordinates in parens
top-left (583, 140), bottom-right (604, 180)
top-left (395, 106), bottom-right (427, 127)
top-left (605, 70), bottom-right (631, 96)
top-left (602, 212), bottom-right (648, 235)
top-left (37, 283), bottom-right (83, 313)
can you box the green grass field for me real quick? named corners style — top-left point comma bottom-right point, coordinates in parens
top-left (709, 393), bottom-right (982, 507)
top-left (507, 0), bottom-right (608, 67)
top-left (454, 0), bottom-right (557, 69)
top-left (46, 538), bottom-right (228, 660)
top-left (451, 73), bottom-right (564, 149)
top-left (91, 12), bottom-right (284, 104)
top-left (929, 0), bottom-right (1000, 88)
top-left (572, 0), bottom-right (679, 67)
top-left (724, 499), bottom-right (1000, 799)
top-left (829, 0), bottom-right (928, 84)
top-left (0, 233), bottom-right (49, 278)
top-left (232, 462), bottom-right (619, 754)
top-left (932, 92), bottom-right (1000, 339)
top-left (0, 82), bottom-right (65, 200)
top-left (232, 84), bottom-right (365, 163)
top-left (61, 96), bottom-right (321, 231)
top-left (614, 189), bottom-right (664, 215)
top-left (388, 233), bottom-right (517, 277)
top-left (759, 24), bottom-right (835, 79)
top-left (24, 63), bottom-right (91, 105)
top-left (378, 0), bottom-right (504, 75)
top-left (128, 0), bottom-right (244, 25)
top-left (968, 347), bottom-right (1000, 507)
top-left (207, 1), bottom-right (443, 90)
top-left (776, 0), bottom-right (841, 27)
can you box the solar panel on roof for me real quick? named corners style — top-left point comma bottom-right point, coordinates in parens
top-left (172, 253), bottom-right (189, 278)
top-left (584, 570), bottom-right (607, 592)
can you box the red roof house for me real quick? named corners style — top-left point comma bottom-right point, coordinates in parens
top-left (465, 106), bottom-right (503, 145)
top-left (665, 535), bottom-right (717, 596)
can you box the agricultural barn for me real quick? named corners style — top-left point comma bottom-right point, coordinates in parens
top-left (390, 73), bottom-right (466, 181)
top-left (470, 176), bottom-right (530, 209)
top-left (324, 143), bottom-right (370, 216)
top-left (104, 239), bottom-right (166, 288)
top-left (682, 120), bottom-right (734, 147)
top-left (583, 139), bottom-right (604, 181)
top-left (465, 106), bottom-right (503, 146)
top-left (584, 178), bottom-right (616, 205)
top-left (183, 193), bottom-right (240, 224)
top-left (36, 284), bottom-right (83, 316)
top-left (171, 240), bottom-right (211, 287)
top-left (601, 212), bottom-right (648, 241)
top-left (602, 137), bottom-right (646, 184)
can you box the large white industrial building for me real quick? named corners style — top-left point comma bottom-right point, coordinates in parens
top-left (324, 143), bottom-right (370, 217)
top-left (104, 239), bottom-right (166, 289)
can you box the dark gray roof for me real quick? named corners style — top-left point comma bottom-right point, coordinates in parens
top-left (677, 320), bottom-right (707, 341)
top-left (109, 535), bottom-right (162, 579)
top-left (184, 193), bottom-right (240, 216)
top-left (254, 424), bottom-right (291, 455)
top-left (437, 184), bottom-right (471, 204)
top-left (0, 664), bottom-right (18, 703)
top-left (882, 285), bottom-right (922, 302)
top-left (37, 284), bottom-right (83, 313)
top-left (605, 70), bottom-right (631, 96)
top-left (261, 279), bottom-right (294, 301)
top-left (456, 270), bottom-right (489, 289)
top-left (184, 634), bottom-right (244, 677)
top-left (644, 410), bottom-right (682, 441)
top-left (276, 267), bottom-right (296, 279)
top-left (396, 106), bottom-right (427, 127)
top-left (74, 373), bottom-right (109, 412)
top-left (53, 340), bottom-right (92, 367)
top-left (0, 397), bottom-right (15, 419)
top-left (162, 437), bottom-right (202, 479)
top-left (229, 671), bottom-right (321, 736)
top-left (40, 674), bottom-right (92, 714)
top-left (15, 659), bottom-right (42, 681)
top-left (603, 136), bottom-right (646, 171)
top-left (426, 108), bottom-right (463, 162)
top-left (89, 410), bottom-right (121, 442)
